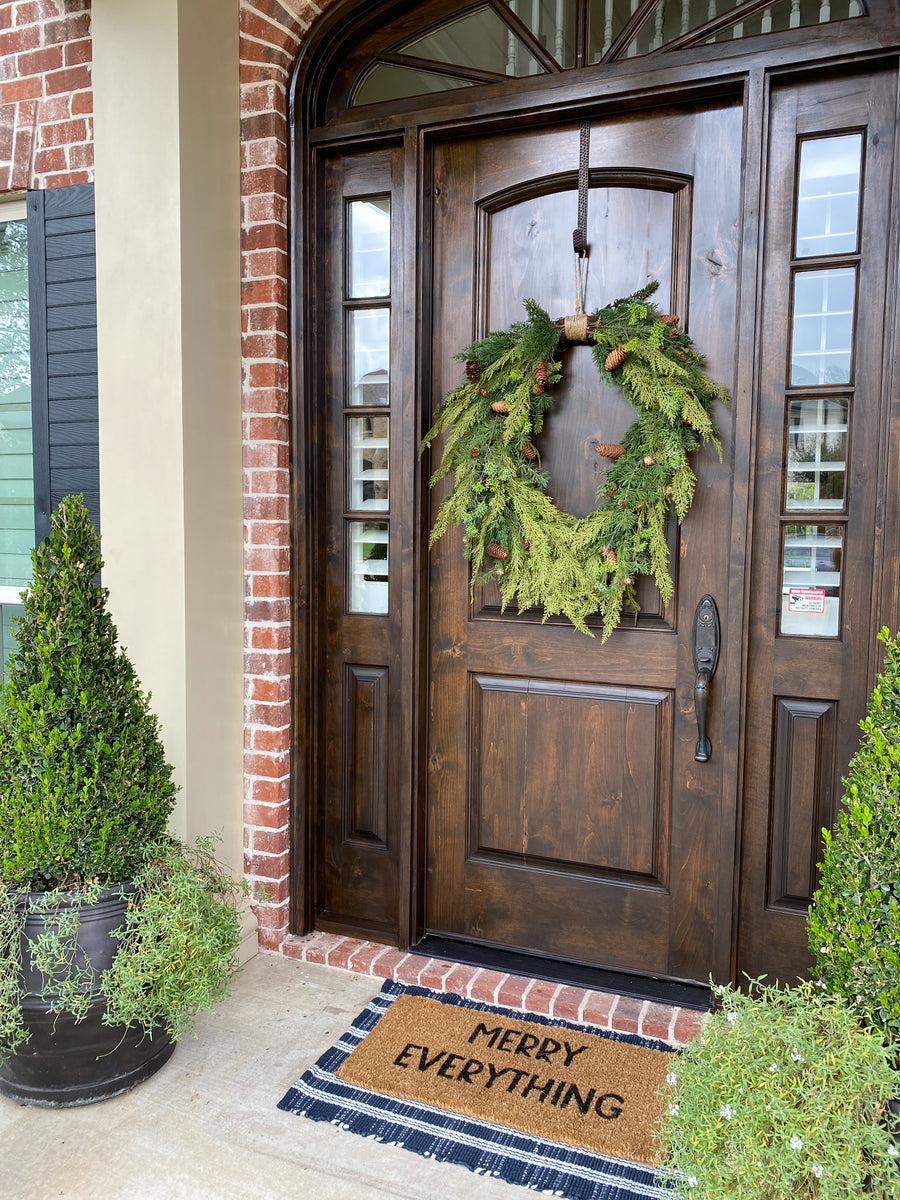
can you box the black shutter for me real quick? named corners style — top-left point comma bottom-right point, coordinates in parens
top-left (27, 183), bottom-right (99, 544)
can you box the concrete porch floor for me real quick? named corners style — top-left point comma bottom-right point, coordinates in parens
top-left (0, 953), bottom-right (531, 1200)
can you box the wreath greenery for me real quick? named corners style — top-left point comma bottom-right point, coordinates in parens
top-left (421, 280), bottom-right (729, 638)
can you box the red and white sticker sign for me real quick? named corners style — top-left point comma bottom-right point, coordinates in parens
top-left (787, 587), bottom-right (826, 614)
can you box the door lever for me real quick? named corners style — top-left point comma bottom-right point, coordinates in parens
top-left (692, 595), bottom-right (720, 763)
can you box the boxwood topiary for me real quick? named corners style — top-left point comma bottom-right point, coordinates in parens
top-left (809, 627), bottom-right (900, 1051)
top-left (0, 495), bottom-right (177, 890)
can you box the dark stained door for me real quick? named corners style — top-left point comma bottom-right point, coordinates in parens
top-left (425, 102), bottom-right (744, 984)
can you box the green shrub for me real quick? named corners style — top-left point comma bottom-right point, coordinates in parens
top-left (657, 978), bottom-right (900, 1199)
top-left (809, 627), bottom-right (900, 1050)
top-left (0, 496), bottom-right (177, 889)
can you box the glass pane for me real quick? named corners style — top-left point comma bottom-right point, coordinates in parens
top-left (0, 218), bottom-right (32, 590)
top-left (353, 63), bottom-right (475, 106)
top-left (785, 396), bottom-right (849, 511)
top-left (623, 0), bottom-right (746, 56)
top-left (0, 601), bottom-right (22, 686)
top-left (404, 6), bottom-right (544, 77)
top-left (790, 267), bottom-right (855, 386)
top-left (590, 0), bottom-right (646, 59)
top-left (349, 520), bottom-right (389, 613)
top-left (348, 416), bottom-right (389, 512)
top-left (780, 523), bottom-right (842, 637)
top-left (506, 0), bottom-right (577, 68)
top-left (348, 309), bottom-right (390, 407)
top-left (796, 134), bottom-right (862, 259)
top-left (348, 198), bottom-right (390, 299)
top-left (705, 0), bottom-right (864, 43)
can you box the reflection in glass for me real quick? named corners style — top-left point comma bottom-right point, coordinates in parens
top-left (0, 219), bottom-right (33, 591)
top-left (790, 267), bottom-right (855, 386)
top-left (796, 134), bottom-right (862, 258)
top-left (406, 6), bottom-right (543, 76)
top-left (349, 521), bottom-right (389, 613)
top-left (506, 0), bottom-right (577, 68)
top-left (348, 416), bottom-right (389, 511)
top-left (780, 523), bottom-right (843, 637)
top-left (707, 0), bottom-right (863, 43)
top-left (785, 397), bottom-right (849, 511)
top-left (0, 601), bottom-right (23, 687)
top-left (353, 64), bottom-right (475, 106)
top-left (348, 309), bottom-right (389, 406)
top-left (348, 198), bottom-right (390, 298)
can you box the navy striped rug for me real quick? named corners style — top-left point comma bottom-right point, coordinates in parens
top-left (277, 980), bottom-right (676, 1199)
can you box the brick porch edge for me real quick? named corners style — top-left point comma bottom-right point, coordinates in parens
top-left (277, 931), bottom-right (706, 1047)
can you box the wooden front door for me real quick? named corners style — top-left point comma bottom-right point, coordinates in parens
top-left (425, 102), bottom-right (743, 984)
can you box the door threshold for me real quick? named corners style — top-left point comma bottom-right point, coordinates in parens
top-left (413, 935), bottom-right (712, 1011)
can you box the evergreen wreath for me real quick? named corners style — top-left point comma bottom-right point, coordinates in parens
top-left (422, 280), bottom-right (729, 638)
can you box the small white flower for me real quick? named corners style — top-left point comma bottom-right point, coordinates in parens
top-left (790, 1136), bottom-right (803, 1150)
top-left (888, 1145), bottom-right (899, 1159)
top-left (687, 1177), bottom-right (698, 1189)
top-left (811, 1164), bottom-right (824, 1178)
top-left (666, 1071), bottom-right (678, 1086)
top-left (726, 1011), bottom-right (737, 1025)
top-left (790, 1048), bottom-right (803, 1063)
top-left (668, 1103), bottom-right (679, 1116)
top-left (766, 1104), bottom-right (772, 1111)
top-left (820, 943), bottom-right (831, 953)
top-left (738, 1087), bottom-right (744, 1094)
top-left (768, 1062), bottom-right (778, 1073)
top-left (720, 1104), bottom-right (734, 1119)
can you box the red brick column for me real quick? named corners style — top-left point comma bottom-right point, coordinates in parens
top-left (240, 0), bottom-right (333, 950)
top-left (0, 0), bottom-right (93, 190)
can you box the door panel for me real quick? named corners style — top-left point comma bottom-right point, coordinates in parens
top-left (426, 103), bottom-right (742, 983)
top-left (737, 67), bottom-right (898, 981)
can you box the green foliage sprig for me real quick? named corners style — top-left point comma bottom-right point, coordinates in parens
top-left (102, 835), bottom-right (245, 1042)
top-left (0, 495), bottom-right (177, 889)
top-left (809, 627), bottom-right (900, 1050)
top-left (657, 978), bottom-right (900, 1200)
top-left (422, 282), bottom-right (729, 638)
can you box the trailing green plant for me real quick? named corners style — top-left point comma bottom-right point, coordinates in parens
top-left (0, 888), bottom-right (27, 1059)
top-left (102, 835), bottom-right (245, 1042)
top-left (656, 978), bottom-right (900, 1200)
top-left (421, 281), bottom-right (728, 638)
top-left (809, 626), bottom-right (900, 1051)
top-left (0, 495), bottom-right (177, 890)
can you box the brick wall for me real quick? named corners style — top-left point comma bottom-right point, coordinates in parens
top-left (240, 0), bottom-right (332, 950)
top-left (0, 0), bottom-right (92, 191)
top-left (0, 0), bottom-right (325, 954)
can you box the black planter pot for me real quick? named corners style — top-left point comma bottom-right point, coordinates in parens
top-left (0, 884), bottom-right (175, 1107)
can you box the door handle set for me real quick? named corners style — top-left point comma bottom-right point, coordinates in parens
top-left (691, 595), bottom-right (720, 762)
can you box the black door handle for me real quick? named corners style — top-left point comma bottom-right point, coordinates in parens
top-left (692, 596), bottom-right (720, 763)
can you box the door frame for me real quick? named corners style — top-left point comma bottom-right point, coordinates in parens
top-left (289, 0), bottom-right (900, 989)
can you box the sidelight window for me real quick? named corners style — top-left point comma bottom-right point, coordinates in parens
top-left (344, 197), bottom-right (392, 614)
top-left (779, 134), bottom-right (863, 637)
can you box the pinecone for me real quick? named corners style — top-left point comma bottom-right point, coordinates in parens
top-left (677, 350), bottom-right (687, 362)
top-left (602, 547), bottom-right (617, 567)
top-left (644, 455), bottom-right (655, 465)
top-left (659, 314), bottom-right (679, 326)
top-left (604, 345), bottom-right (628, 371)
top-left (465, 359), bottom-right (482, 382)
top-left (534, 359), bottom-right (548, 387)
top-left (533, 384), bottom-right (544, 395)
top-left (668, 328), bottom-right (679, 339)
top-left (470, 446), bottom-right (480, 457)
top-left (596, 442), bottom-right (626, 460)
top-left (491, 399), bottom-right (509, 413)
top-left (520, 443), bottom-right (537, 461)
top-left (486, 543), bottom-right (508, 560)
top-left (479, 387), bottom-right (489, 397)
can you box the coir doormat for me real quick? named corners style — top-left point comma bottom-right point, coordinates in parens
top-left (278, 981), bottom-right (677, 1200)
